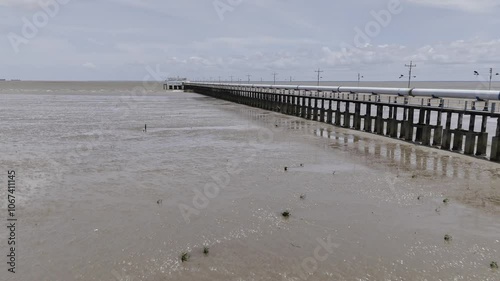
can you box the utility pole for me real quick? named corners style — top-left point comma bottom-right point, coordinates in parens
top-left (488, 68), bottom-right (499, 90)
top-left (490, 68), bottom-right (493, 90)
top-left (290, 76), bottom-right (292, 82)
top-left (247, 74), bottom-right (252, 83)
top-left (230, 75), bottom-right (233, 83)
top-left (315, 68), bottom-right (324, 86)
top-left (272, 72), bottom-right (278, 85)
top-left (357, 73), bottom-right (364, 87)
top-left (405, 61), bottom-right (416, 88)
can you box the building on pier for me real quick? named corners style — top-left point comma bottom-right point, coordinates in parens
top-left (163, 77), bottom-right (188, 90)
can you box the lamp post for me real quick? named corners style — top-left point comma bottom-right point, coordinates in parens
top-left (474, 68), bottom-right (499, 90)
top-left (399, 61), bottom-right (417, 88)
top-left (272, 72), bottom-right (278, 85)
top-left (315, 68), bottom-right (324, 86)
top-left (357, 73), bottom-right (364, 87)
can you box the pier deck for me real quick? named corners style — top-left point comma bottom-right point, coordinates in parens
top-left (184, 83), bottom-right (500, 163)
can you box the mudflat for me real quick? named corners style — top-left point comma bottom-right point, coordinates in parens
top-left (0, 88), bottom-right (499, 281)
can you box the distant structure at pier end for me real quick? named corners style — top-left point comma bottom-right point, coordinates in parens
top-left (163, 77), bottom-right (188, 90)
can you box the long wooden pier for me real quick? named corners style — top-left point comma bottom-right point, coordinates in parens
top-left (184, 82), bottom-right (500, 163)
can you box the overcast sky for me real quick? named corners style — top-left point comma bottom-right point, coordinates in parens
top-left (1, 0), bottom-right (500, 81)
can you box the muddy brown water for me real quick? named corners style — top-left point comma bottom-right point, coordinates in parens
top-left (0, 83), bottom-right (499, 281)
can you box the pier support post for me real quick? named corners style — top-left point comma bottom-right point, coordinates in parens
top-left (490, 118), bottom-right (500, 162)
top-left (476, 115), bottom-right (488, 156)
top-left (343, 102), bottom-right (351, 128)
top-left (442, 112), bottom-right (452, 150)
top-left (327, 100), bottom-right (333, 124)
top-left (335, 101), bottom-right (342, 126)
top-left (415, 108), bottom-right (426, 142)
top-left (364, 104), bottom-right (372, 132)
top-left (400, 107), bottom-right (407, 139)
top-left (421, 109), bottom-right (432, 146)
top-left (306, 98), bottom-right (312, 120)
top-left (387, 104), bottom-right (393, 136)
top-left (452, 113), bottom-right (464, 151)
top-left (320, 99), bottom-right (325, 123)
top-left (433, 105), bottom-right (443, 146)
top-left (292, 95), bottom-right (298, 116)
top-left (311, 98), bottom-right (317, 120)
top-left (282, 94), bottom-right (288, 114)
top-left (405, 108), bottom-right (414, 141)
top-left (464, 114), bottom-right (476, 155)
top-left (354, 102), bottom-right (361, 130)
top-left (301, 96), bottom-right (306, 118)
top-left (390, 106), bottom-right (399, 138)
top-left (375, 104), bottom-right (384, 134)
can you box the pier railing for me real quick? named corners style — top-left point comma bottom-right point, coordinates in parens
top-left (184, 82), bottom-right (500, 163)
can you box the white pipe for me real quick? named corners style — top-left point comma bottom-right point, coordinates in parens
top-left (185, 82), bottom-right (500, 101)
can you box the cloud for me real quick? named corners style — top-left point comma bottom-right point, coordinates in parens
top-left (321, 38), bottom-right (500, 67)
top-left (407, 0), bottom-right (499, 12)
top-left (82, 62), bottom-right (97, 69)
top-left (0, 0), bottom-right (498, 80)
top-left (0, 0), bottom-right (40, 9)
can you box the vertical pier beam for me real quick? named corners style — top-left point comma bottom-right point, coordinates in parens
top-left (390, 106), bottom-right (399, 138)
top-left (422, 109), bottom-right (432, 146)
top-left (313, 98), bottom-right (319, 121)
top-left (452, 113), bottom-right (464, 151)
top-left (292, 95), bottom-right (297, 115)
top-left (442, 112), bottom-right (453, 150)
top-left (399, 97), bottom-right (409, 139)
top-left (320, 99), bottom-right (326, 123)
top-left (327, 100), bottom-right (333, 124)
top-left (293, 94), bottom-right (300, 116)
top-left (386, 104), bottom-right (393, 136)
top-left (433, 102), bottom-right (444, 146)
top-left (415, 108), bottom-right (426, 142)
top-left (464, 114), bottom-right (476, 155)
top-left (364, 103), bottom-right (372, 132)
top-left (282, 94), bottom-right (288, 114)
top-left (306, 98), bottom-right (312, 120)
top-left (491, 117), bottom-right (500, 162)
top-left (405, 108), bottom-right (414, 141)
top-left (343, 102), bottom-right (351, 128)
top-left (375, 104), bottom-right (383, 134)
top-left (287, 93), bottom-right (292, 114)
top-left (354, 102), bottom-right (361, 130)
top-left (400, 108), bottom-right (407, 139)
top-left (300, 95), bottom-right (304, 116)
top-left (335, 101), bottom-right (342, 126)
top-left (476, 115), bottom-right (489, 156)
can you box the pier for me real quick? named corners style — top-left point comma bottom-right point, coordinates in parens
top-left (184, 82), bottom-right (500, 163)
top-left (163, 78), bottom-right (187, 90)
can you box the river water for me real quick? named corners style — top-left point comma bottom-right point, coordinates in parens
top-left (0, 81), bottom-right (499, 281)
